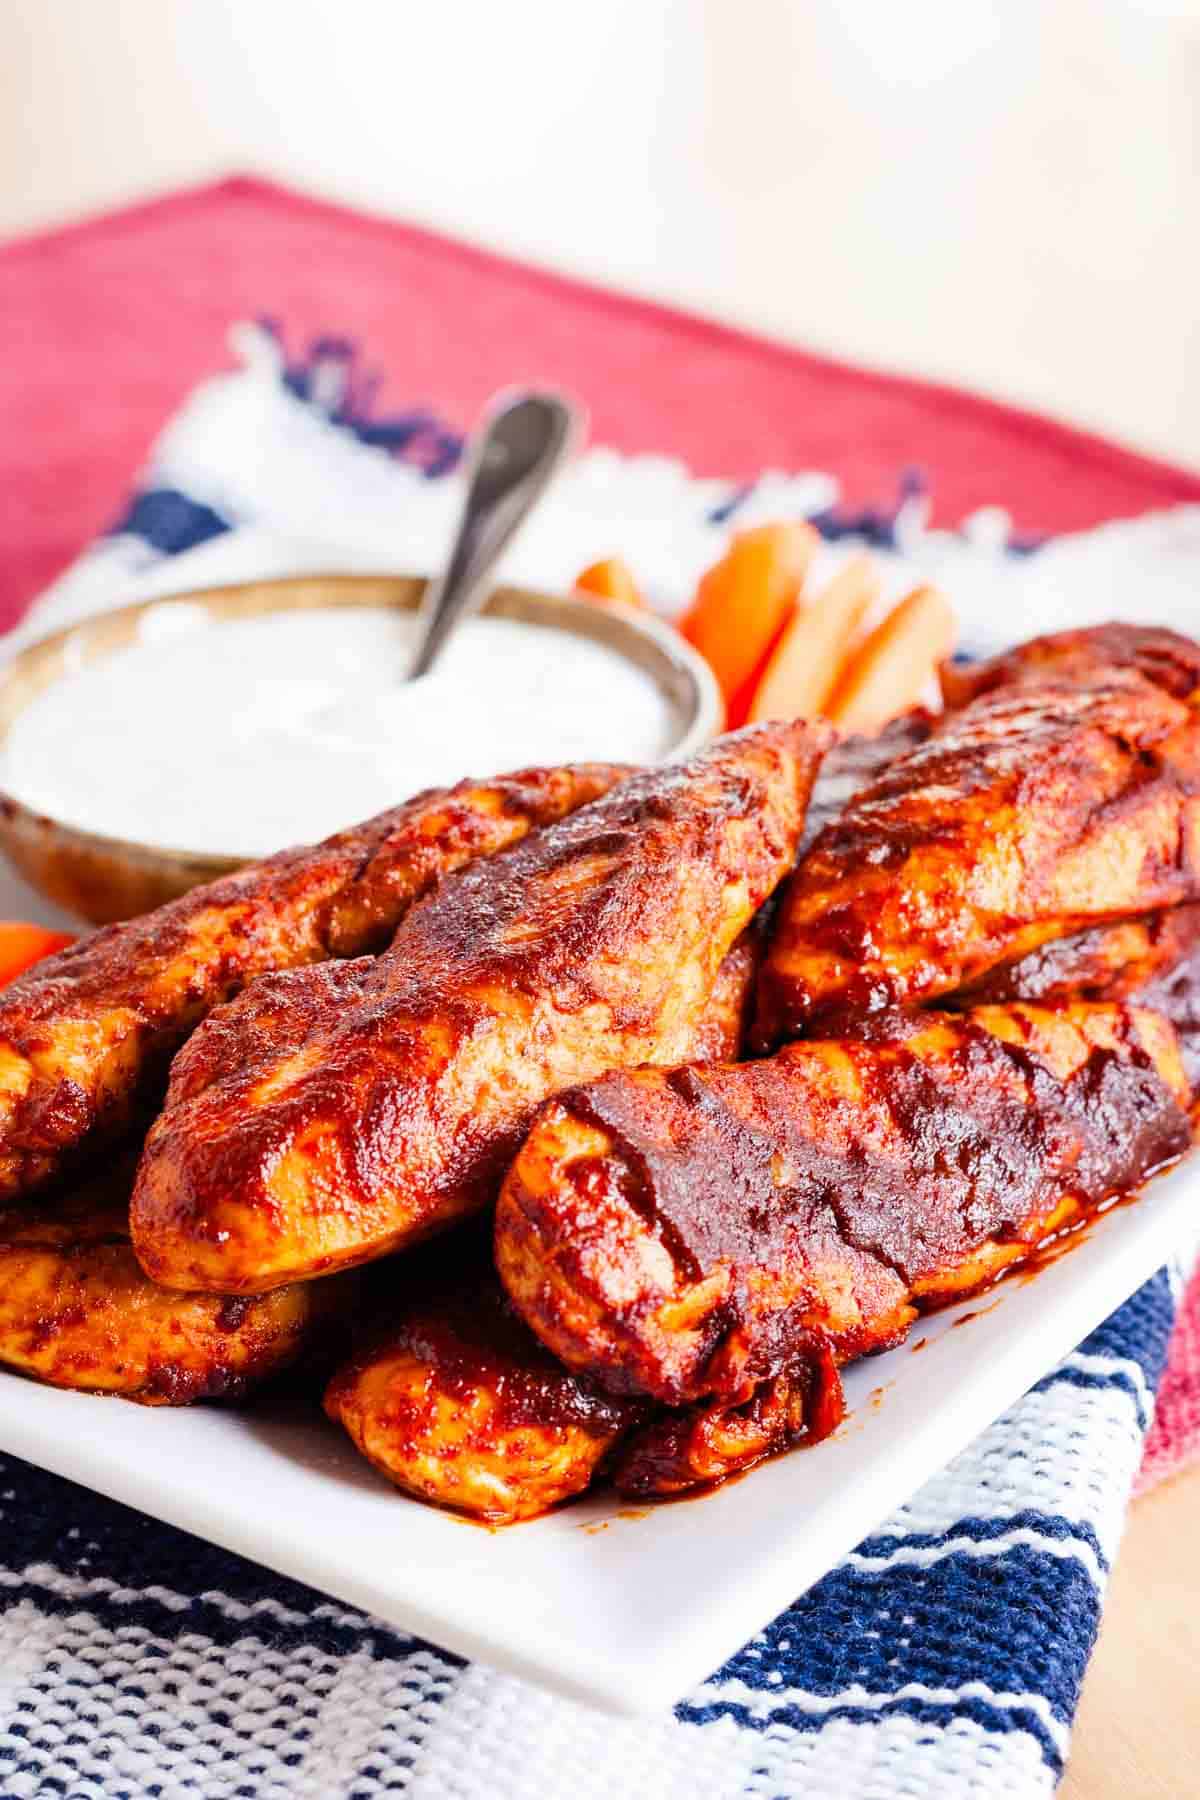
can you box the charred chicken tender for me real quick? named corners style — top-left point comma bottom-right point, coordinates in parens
top-left (940, 621), bottom-right (1200, 711)
top-left (754, 672), bottom-right (1200, 1045)
top-left (132, 721), bottom-right (828, 1295)
top-left (0, 1160), bottom-right (357, 1404)
top-left (496, 1002), bottom-right (1190, 1408)
top-left (0, 762), bottom-right (627, 1203)
top-left (612, 1359), bottom-right (838, 1499)
top-left (323, 925), bottom-right (758, 1522)
top-left (620, 911), bottom-right (1200, 1501)
top-left (684, 924), bottom-right (762, 1061)
top-left (947, 902), bottom-right (1200, 1096)
top-left (325, 1268), bottom-right (645, 1524)
top-left (799, 709), bottom-right (934, 854)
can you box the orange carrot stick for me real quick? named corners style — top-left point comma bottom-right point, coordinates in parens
top-left (574, 558), bottom-right (645, 609)
top-left (746, 553), bottom-right (882, 723)
top-left (826, 586), bottom-right (956, 733)
top-left (0, 922), bottom-right (75, 989)
top-left (679, 522), bottom-right (818, 705)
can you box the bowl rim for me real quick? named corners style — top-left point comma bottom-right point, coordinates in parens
top-left (0, 570), bottom-right (723, 877)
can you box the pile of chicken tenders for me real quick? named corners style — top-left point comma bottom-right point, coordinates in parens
top-left (2, 621), bottom-right (1200, 1523)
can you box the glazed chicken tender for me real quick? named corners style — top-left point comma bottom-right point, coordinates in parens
top-left (326, 1260), bottom-right (645, 1524)
top-left (496, 1003), bottom-right (1190, 1406)
top-left (0, 1159), bottom-right (356, 1403)
top-left (611, 1361), bottom-right (835, 1499)
top-left (947, 902), bottom-right (1200, 1095)
top-left (939, 621), bottom-right (1200, 711)
top-left (755, 672), bottom-right (1200, 1044)
top-left (798, 709), bottom-right (934, 853)
top-left (0, 763), bottom-right (626, 1202)
top-left (323, 926), bottom-right (759, 1521)
top-left (132, 722), bottom-right (827, 1294)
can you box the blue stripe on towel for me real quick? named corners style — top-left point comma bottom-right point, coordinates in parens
top-left (703, 1546), bottom-right (1099, 1722)
top-left (109, 487), bottom-right (231, 556)
top-left (686, 1690), bottom-right (1067, 1770)
top-left (851, 1509), bottom-right (1110, 1575)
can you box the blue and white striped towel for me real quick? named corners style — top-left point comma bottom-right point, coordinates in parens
top-left (4, 325), bottom-right (1200, 1799)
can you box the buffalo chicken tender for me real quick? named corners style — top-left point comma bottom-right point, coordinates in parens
top-left (612, 1360), bottom-right (837, 1499)
top-left (323, 925), bottom-right (759, 1522)
top-left (326, 1264), bottom-right (645, 1524)
top-left (0, 762), bottom-right (626, 1203)
top-left (620, 913), bottom-right (1200, 1499)
top-left (946, 902), bottom-right (1200, 1100)
top-left (132, 722), bottom-right (828, 1294)
top-left (939, 621), bottom-right (1200, 711)
top-left (624, 903), bottom-right (1200, 1500)
top-left (799, 709), bottom-right (934, 854)
top-left (754, 672), bottom-right (1200, 1045)
top-left (496, 1003), bottom-right (1190, 1408)
top-left (0, 1160), bottom-right (356, 1404)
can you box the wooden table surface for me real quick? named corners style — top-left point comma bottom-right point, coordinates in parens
top-left (1060, 1463), bottom-right (1200, 1796)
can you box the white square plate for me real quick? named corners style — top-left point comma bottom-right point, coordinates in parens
top-left (0, 859), bottom-right (1192, 1716)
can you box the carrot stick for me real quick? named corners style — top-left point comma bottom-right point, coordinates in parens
top-left (826, 585), bottom-right (956, 733)
top-left (679, 522), bottom-right (818, 706)
top-left (746, 553), bottom-right (882, 723)
top-left (574, 558), bottom-right (645, 608)
top-left (0, 922), bottom-right (74, 988)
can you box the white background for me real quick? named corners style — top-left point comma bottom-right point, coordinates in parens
top-left (2, 0), bottom-right (1199, 467)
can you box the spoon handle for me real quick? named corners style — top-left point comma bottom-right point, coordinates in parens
top-left (407, 389), bottom-right (580, 680)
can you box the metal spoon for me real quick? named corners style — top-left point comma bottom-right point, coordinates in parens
top-left (407, 389), bottom-right (581, 681)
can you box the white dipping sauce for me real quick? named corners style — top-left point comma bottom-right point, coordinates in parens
top-left (3, 606), bottom-right (677, 858)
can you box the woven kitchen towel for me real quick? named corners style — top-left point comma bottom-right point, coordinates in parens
top-left (4, 327), bottom-right (1200, 1798)
top-left (0, 1272), bottom-right (1185, 1798)
top-left (7, 176), bottom-right (1200, 625)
